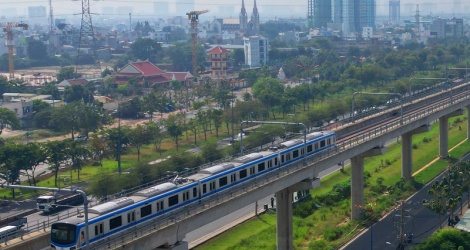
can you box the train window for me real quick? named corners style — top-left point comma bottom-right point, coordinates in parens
top-left (169, 194), bottom-right (179, 207)
top-left (281, 155), bottom-right (285, 163)
top-left (240, 169), bottom-right (247, 179)
top-left (219, 176), bottom-right (228, 187)
top-left (94, 225), bottom-right (98, 236)
top-left (293, 150), bottom-right (299, 158)
top-left (109, 216), bottom-right (122, 230)
top-left (210, 181), bottom-right (216, 191)
top-left (141, 204), bottom-right (152, 218)
top-left (203, 184), bottom-right (207, 194)
top-left (258, 162), bottom-right (265, 172)
top-left (320, 140), bottom-right (325, 147)
top-left (275, 157), bottom-right (278, 165)
top-left (183, 191), bottom-right (189, 201)
top-left (268, 160), bottom-right (272, 168)
top-left (193, 188), bottom-right (197, 198)
top-left (307, 145), bottom-right (313, 152)
top-left (100, 224), bottom-right (103, 234)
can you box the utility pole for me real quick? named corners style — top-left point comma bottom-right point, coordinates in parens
top-left (398, 200), bottom-right (405, 250)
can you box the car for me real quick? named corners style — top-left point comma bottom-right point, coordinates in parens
top-left (74, 135), bottom-right (88, 141)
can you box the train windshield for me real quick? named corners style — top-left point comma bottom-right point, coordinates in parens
top-left (51, 223), bottom-right (76, 245)
top-left (37, 198), bottom-right (52, 203)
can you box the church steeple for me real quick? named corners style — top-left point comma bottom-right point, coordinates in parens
top-left (239, 0), bottom-right (248, 32)
top-left (250, 0), bottom-right (260, 34)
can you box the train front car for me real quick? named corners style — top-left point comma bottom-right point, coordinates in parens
top-left (50, 218), bottom-right (82, 249)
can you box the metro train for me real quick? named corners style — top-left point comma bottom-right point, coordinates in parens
top-left (50, 130), bottom-right (336, 249)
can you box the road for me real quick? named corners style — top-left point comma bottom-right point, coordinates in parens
top-left (342, 153), bottom-right (470, 250)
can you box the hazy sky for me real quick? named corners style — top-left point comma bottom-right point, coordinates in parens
top-left (0, 0), bottom-right (467, 20)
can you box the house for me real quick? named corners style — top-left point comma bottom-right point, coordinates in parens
top-left (57, 79), bottom-right (89, 91)
top-left (112, 60), bottom-right (193, 88)
top-left (207, 45), bottom-right (230, 78)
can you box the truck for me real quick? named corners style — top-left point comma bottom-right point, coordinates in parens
top-left (36, 193), bottom-right (84, 213)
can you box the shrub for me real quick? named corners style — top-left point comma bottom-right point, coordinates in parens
top-left (323, 226), bottom-right (344, 241)
top-left (412, 143), bottom-right (418, 149)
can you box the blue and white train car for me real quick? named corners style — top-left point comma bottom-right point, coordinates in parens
top-left (50, 131), bottom-right (336, 249)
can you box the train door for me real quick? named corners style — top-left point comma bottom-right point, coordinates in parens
top-left (94, 222), bottom-right (104, 237)
top-left (78, 229), bottom-right (85, 247)
top-left (127, 211), bottom-right (136, 225)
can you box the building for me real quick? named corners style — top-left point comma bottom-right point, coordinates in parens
top-left (207, 46), bottom-right (230, 78)
top-left (389, 0), bottom-right (400, 23)
top-left (112, 60), bottom-right (193, 87)
top-left (430, 18), bottom-right (464, 38)
top-left (243, 36), bottom-right (268, 68)
top-left (239, 0), bottom-right (260, 35)
top-left (239, 0), bottom-right (248, 32)
top-left (313, 0), bottom-right (332, 29)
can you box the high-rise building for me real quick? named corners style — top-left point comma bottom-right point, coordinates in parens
top-left (389, 0), bottom-right (400, 22)
top-left (359, 0), bottom-right (375, 29)
top-left (243, 36), bottom-right (268, 68)
top-left (313, 0), bottom-right (332, 28)
top-left (28, 6), bottom-right (47, 19)
top-left (154, 1), bottom-right (170, 18)
top-left (332, 0), bottom-right (343, 24)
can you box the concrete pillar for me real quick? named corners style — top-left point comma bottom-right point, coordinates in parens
top-left (439, 116), bottom-right (449, 158)
top-left (401, 131), bottom-right (413, 179)
top-left (276, 188), bottom-right (293, 250)
top-left (351, 155), bottom-right (364, 220)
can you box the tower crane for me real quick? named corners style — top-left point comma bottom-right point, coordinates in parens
top-left (1, 22), bottom-right (28, 79)
top-left (186, 10), bottom-right (208, 76)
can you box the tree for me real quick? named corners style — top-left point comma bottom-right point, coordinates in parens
top-left (89, 134), bottom-right (111, 166)
top-left (39, 82), bottom-right (60, 100)
top-left (166, 115), bottom-right (183, 151)
top-left (88, 168), bottom-right (120, 200)
top-left (186, 118), bottom-right (199, 145)
top-left (27, 39), bottom-right (48, 61)
top-left (22, 142), bottom-right (47, 186)
top-left (130, 38), bottom-right (162, 63)
top-left (64, 84), bottom-right (93, 104)
top-left (251, 77), bottom-right (284, 119)
top-left (201, 141), bottom-right (223, 163)
top-left (146, 121), bottom-right (165, 154)
top-left (0, 143), bottom-right (28, 198)
top-left (197, 110), bottom-right (210, 141)
top-left (32, 99), bottom-right (51, 114)
top-left (129, 124), bottom-right (152, 162)
top-left (105, 126), bottom-right (132, 161)
top-left (67, 141), bottom-right (91, 180)
top-left (212, 109), bottom-right (224, 137)
top-left (57, 67), bottom-right (82, 82)
top-left (0, 107), bottom-right (20, 136)
top-left (44, 140), bottom-right (70, 187)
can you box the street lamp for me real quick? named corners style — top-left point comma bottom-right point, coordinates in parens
top-left (117, 99), bottom-right (122, 175)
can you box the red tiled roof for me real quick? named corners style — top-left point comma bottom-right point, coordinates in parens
top-left (208, 46), bottom-right (229, 54)
top-left (131, 61), bottom-right (165, 75)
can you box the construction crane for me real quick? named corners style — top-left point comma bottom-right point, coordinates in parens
top-left (186, 10), bottom-right (208, 76)
top-left (1, 22), bottom-right (28, 79)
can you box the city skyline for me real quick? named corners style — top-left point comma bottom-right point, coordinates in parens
top-left (0, 0), bottom-right (467, 20)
